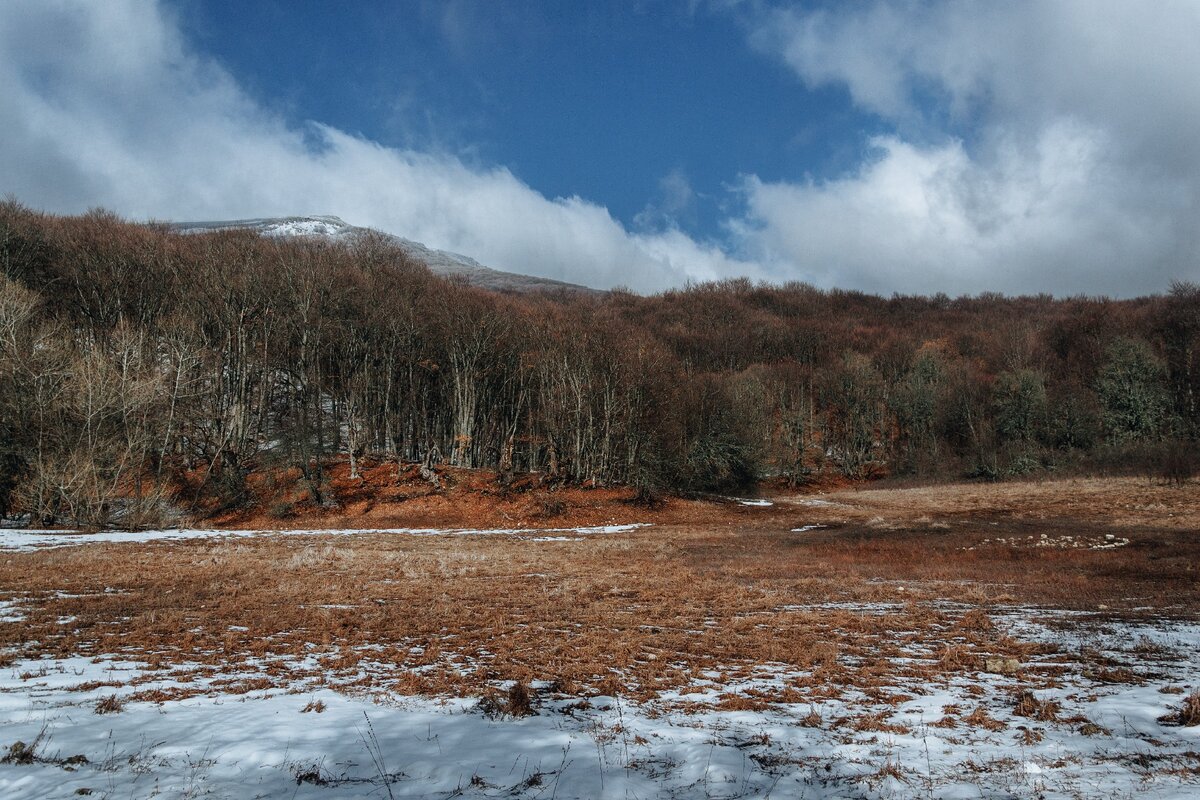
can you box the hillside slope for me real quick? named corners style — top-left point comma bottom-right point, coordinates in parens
top-left (169, 215), bottom-right (598, 294)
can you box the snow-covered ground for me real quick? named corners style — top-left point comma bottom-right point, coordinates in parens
top-left (2, 611), bottom-right (1198, 798)
top-left (0, 523), bottom-right (649, 552)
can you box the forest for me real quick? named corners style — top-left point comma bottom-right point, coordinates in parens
top-left (0, 202), bottom-right (1197, 527)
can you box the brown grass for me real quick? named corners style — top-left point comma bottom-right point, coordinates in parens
top-left (964, 706), bottom-right (1007, 732)
top-left (208, 459), bottom-right (748, 531)
top-left (1159, 692), bottom-right (1200, 727)
top-left (1012, 689), bottom-right (1061, 722)
top-left (480, 681), bottom-right (538, 718)
top-left (93, 695), bottom-right (125, 714)
top-left (804, 476), bottom-right (1200, 531)
top-left (1, 476), bottom-right (1196, 705)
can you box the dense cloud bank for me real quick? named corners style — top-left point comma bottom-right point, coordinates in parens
top-left (1, 0), bottom-right (1197, 294)
top-left (741, 0), bottom-right (1200, 296)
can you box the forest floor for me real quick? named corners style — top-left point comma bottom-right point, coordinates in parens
top-left (1, 475), bottom-right (1199, 798)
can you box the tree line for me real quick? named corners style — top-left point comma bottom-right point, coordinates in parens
top-left (1, 202), bottom-right (1196, 526)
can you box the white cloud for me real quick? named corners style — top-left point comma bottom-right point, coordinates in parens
top-left (737, 124), bottom-right (1181, 296)
top-left (1, 0), bottom-right (1196, 296)
top-left (634, 169), bottom-right (699, 232)
top-left (736, 0), bottom-right (1200, 295)
top-left (0, 0), bottom-right (754, 293)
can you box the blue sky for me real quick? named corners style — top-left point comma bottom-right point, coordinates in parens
top-left (2, 1), bottom-right (1199, 295)
top-left (176, 1), bottom-right (880, 240)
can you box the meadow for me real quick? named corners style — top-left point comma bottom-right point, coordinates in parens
top-left (2, 476), bottom-right (1198, 798)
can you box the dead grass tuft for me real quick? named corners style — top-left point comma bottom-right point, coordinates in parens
top-left (717, 693), bottom-right (771, 712)
top-left (1016, 727), bottom-right (1044, 745)
top-left (93, 695), bottom-right (124, 714)
top-left (937, 644), bottom-right (980, 672)
top-left (2, 739), bottom-right (38, 765)
top-left (507, 681), bottom-right (536, 717)
top-left (72, 680), bottom-right (122, 692)
top-left (964, 706), bottom-right (1006, 732)
top-left (480, 681), bottom-right (537, 718)
top-left (1012, 689), bottom-right (1060, 722)
top-left (872, 761), bottom-right (907, 783)
top-left (1087, 666), bottom-right (1142, 685)
top-left (1159, 691), bottom-right (1200, 727)
top-left (853, 712), bottom-right (910, 734)
top-left (957, 608), bottom-right (995, 633)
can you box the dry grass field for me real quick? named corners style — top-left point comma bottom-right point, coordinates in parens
top-left (3, 476), bottom-right (1198, 698)
top-left (2, 475), bottom-right (1199, 798)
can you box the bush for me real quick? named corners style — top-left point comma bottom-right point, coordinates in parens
top-left (682, 431), bottom-right (759, 492)
top-left (1161, 442), bottom-right (1198, 486)
top-left (1096, 338), bottom-right (1171, 443)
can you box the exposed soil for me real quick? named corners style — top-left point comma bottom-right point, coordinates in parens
top-left (206, 459), bottom-right (748, 530)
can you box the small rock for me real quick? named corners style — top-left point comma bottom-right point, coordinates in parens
top-left (985, 657), bottom-right (1021, 675)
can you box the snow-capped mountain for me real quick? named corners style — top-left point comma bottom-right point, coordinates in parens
top-left (168, 216), bottom-right (597, 294)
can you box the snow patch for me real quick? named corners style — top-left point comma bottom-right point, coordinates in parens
top-left (0, 523), bottom-right (651, 552)
top-left (794, 497), bottom-right (839, 507)
top-left (732, 498), bottom-right (774, 507)
top-left (0, 598), bottom-right (25, 622)
top-left (3, 612), bottom-right (1199, 798)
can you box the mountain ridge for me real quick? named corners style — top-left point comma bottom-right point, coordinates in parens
top-left (167, 216), bottom-right (599, 295)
